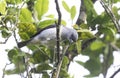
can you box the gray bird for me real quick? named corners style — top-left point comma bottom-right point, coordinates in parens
top-left (18, 24), bottom-right (78, 48)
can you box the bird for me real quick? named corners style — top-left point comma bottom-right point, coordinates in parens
top-left (17, 24), bottom-right (78, 48)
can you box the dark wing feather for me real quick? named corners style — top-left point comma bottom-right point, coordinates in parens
top-left (18, 39), bottom-right (31, 48)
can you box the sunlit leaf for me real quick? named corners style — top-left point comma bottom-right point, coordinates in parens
top-left (62, 1), bottom-right (70, 13)
top-left (19, 8), bottom-right (33, 22)
top-left (80, 23), bottom-right (89, 29)
top-left (18, 23), bottom-right (37, 40)
top-left (0, 0), bottom-right (6, 15)
top-left (38, 19), bottom-right (66, 29)
top-left (34, 0), bottom-right (49, 20)
top-left (70, 6), bottom-right (76, 20)
top-left (45, 14), bottom-right (54, 18)
top-left (77, 29), bottom-right (95, 40)
top-left (61, 20), bottom-right (67, 26)
top-left (6, 0), bottom-right (22, 4)
top-left (39, 20), bottom-right (55, 28)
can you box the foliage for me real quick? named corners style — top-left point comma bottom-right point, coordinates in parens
top-left (0, 0), bottom-right (120, 78)
top-left (76, 0), bottom-right (120, 77)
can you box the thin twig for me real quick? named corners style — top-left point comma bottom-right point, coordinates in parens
top-left (0, 35), bottom-right (11, 44)
top-left (100, 0), bottom-right (120, 33)
top-left (110, 68), bottom-right (120, 78)
top-left (2, 64), bottom-right (9, 78)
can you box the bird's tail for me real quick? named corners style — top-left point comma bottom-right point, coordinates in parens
top-left (17, 40), bottom-right (31, 48)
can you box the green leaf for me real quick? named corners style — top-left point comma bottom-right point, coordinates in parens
top-left (8, 48), bottom-right (18, 61)
top-left (1, 29), bottom-right (11, 38)
top-left (77, 29), bottom-right (95, 40)
top-left (112, 7), bottom-right (120, 19)
top-left (39, 20), bottom-right (55, 28)
top-left (84, 0), bottom-right (97, 17)
top-left (60, 69), bottom-right (70, 78)
top-left (34, 0), bottom-right (49, 20)
top-left (76, 40), bottom-right (81, 54)
top-left (62, 56), bottom-right (69, 69)
top-left (98, 27), bottom-right (115, 42)
top-left (61, 20), bottom-right (67, 26)
top-left (80, 23), bottom-right (89, 29)
top-left (38, 19), bottom-right (66, 29)
top-left (90, 40), bottom-right (105, 51)
top-left (0, 0), bottom-right (6, 15)
top-left (62, 1), bottom-right (70, 13)
top-left (42, 72), bottom-right (50, 78)
top-left (45, 14), bottom-right (54, 18)
top-left (32, 49), bottom-right (49, 64)
top-left (18, 23), bottom-right (37, 40)
top-left (84, 0), bottom-right (97, 29)
top-left (113, 0), bottom-right (120, 3)
top-left (92, 13), bottom-right (111, 25)
top-left (5, 66), bottom-right (25, 75)
top-left (19, 8), bottom-right (33, 22)
top-left (70, 6), bottom-right (76, 20)
top-left (31, 63), bottom-right (52, 73)
top-left (6, 48), bottom-right (26, 75)
top-left (37, 63), bottom-right (52, 71)
top-left (116, 39), bottom-right (120, 48)
top-left (0, 26), bottom-right (11, 38)
top-left (6, 0), bottom-right (22, 4)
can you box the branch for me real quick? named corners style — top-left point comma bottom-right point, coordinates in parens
top-left (52, 0), bottom-right (62, 78)
top-left (76, 0), bottom-right (86, 25)
top-left (110, 68), bottom-right (120, 78)
top-left (2, 64), bottom-right (8, 78)
top-left (55, 0), bottom-right (62, 63)
top-left (100, 0), bottom-right (120, 33)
